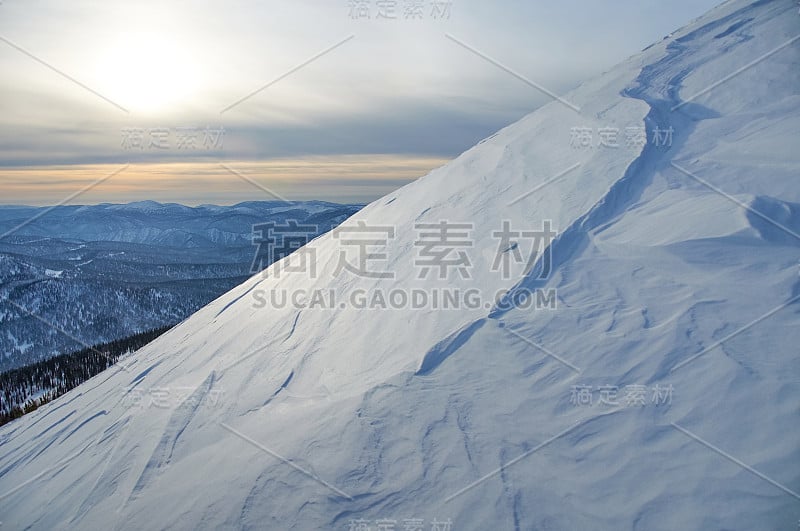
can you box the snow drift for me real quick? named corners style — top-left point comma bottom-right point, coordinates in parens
top-left (1, 0), bottom-right (799, 529)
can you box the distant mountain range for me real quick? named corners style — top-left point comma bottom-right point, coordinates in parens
top-left (0, 200), bottom-right (361, 370)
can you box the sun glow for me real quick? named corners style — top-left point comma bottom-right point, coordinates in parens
top-left (96, 31), bottom-right (201, 114)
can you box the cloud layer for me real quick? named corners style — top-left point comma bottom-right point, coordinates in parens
top-left (0, 0), bottom-right (721, 204)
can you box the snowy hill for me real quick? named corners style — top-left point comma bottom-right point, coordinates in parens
top-left (1, 1), bottom-right (799, 529)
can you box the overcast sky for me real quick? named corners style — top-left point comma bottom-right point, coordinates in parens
top-left (0, 0), bottom-right (722, 205)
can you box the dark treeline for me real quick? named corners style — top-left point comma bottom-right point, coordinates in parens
top-left (0, 324), bottom-right (174, 427)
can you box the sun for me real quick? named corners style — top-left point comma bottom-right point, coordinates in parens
top-left (96, 31), bottom-right (200, 114)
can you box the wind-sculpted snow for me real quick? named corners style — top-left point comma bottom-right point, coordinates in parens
top-left (1, 1), bottom-right (799, 529)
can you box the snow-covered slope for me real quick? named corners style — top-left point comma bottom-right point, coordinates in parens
top-left (1, 1), bottom-right (799, 529)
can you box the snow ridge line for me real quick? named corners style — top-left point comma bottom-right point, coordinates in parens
top-left (410, 1), bottom-right (765, 378)
top-left (486, 121), bottom-right (653, 319)
top-left (487, 0), bottom-right (764, 320)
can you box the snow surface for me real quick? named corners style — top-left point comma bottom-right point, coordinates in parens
top-left (1, 1), bottom-right (799, 529)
